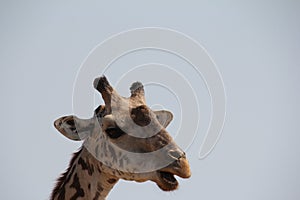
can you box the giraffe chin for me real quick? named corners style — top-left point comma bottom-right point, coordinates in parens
top-left (156, 171), bottom-right (179, 191)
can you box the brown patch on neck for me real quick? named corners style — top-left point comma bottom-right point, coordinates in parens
top-left (107, 178), bottom-right (118, 184)
top-left (92, 182), bottom-right (104, 200)
top-left (70, 173), bottom-right (85, 199)
top-left (130, 105), bottom-right (151, 126)
top-left (78, 157), bottom-right (94, 176)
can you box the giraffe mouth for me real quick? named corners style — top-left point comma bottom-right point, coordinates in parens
top-left (157, 171), bottom-right (179, 191)
top-left (155, 157), bottom-right (191, 191)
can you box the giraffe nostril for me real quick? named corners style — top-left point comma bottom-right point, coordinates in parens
top-left (168, 150), bottom-right (183, 160)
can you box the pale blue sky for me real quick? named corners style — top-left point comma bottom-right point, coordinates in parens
top-left (1, 1), bottom-right (300, 199)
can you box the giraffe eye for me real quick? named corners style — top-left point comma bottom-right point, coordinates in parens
top-left (105, 127), bottom-right (125, 139)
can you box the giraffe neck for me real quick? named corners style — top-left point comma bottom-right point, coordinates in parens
top-left (51, 147), bottom-right (119, 200)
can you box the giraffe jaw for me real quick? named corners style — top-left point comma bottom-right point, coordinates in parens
top-left (157, 171), bottom-right (179, 191)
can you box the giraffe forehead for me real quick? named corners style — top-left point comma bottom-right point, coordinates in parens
top-left (109, 95), bottom-right (157, 122)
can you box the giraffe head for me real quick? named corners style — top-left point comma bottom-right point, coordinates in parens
top-left (54, 76), bottom-right (191, 191)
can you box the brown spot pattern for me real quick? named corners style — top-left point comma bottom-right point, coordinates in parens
top-left (107, 178), bottom-right (118, 184)
top-left (92, 183), bottom-right (104, 200)
top-left (70, 173), bottom-right (85, 200)
top-left (78, 157), bottom-right (94, 176)
top-left (130, 105), bottom-right (151, 126)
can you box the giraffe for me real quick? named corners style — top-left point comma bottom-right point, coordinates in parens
top-left (50, 76), bottom-right (191, 200)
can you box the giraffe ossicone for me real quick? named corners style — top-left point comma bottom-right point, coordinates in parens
top-left (51, 76), bottom-right (191, 200)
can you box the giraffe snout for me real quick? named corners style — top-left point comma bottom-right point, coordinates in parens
top-left (164, 149), bottom-right (191, 179)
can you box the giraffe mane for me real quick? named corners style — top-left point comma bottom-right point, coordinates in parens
top-left (50, 148), bottom-right (83, 199)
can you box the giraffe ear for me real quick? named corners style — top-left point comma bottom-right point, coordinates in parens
top-left (54, 115), bottom-right (94, 141)
top-left (154, 110), bottom-right (173, 128)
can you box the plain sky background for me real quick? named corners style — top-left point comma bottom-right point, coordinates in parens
top-left (1, 1), bottom-right (300, 200)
